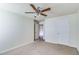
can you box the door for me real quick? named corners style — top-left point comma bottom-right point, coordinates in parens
top-left (54, 18), bottom-right (70, 43)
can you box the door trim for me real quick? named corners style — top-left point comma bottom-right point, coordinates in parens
top-left (34, 20), bottom-right (39, 41)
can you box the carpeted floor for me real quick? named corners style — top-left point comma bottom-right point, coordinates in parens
top-left (2, 40), bottom-right (79, 55)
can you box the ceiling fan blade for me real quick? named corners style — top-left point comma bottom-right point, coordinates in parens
top-left (40, 13), bottom-right (47, 16)
top-left (25, 12), bottom-right (36, 13)
top-left (30, 4), bottom-right (38, 12)
top-left (41, 8), bottom-right (51, 12)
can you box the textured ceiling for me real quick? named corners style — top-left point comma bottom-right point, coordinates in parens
top-left (0, 3), bottom-right (79, 21)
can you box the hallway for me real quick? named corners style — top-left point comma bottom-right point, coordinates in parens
top-left (2, 40), bottom-right (79, 55)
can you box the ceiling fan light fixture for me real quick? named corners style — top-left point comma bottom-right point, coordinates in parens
top-left (25, 4), bottom-right (51, 17)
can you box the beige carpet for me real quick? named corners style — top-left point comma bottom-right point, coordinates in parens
top-left (2, 41), bottom-right (79, 55)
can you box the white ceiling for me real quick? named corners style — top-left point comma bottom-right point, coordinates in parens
top-left (0, 3), bottom-right (79, 21)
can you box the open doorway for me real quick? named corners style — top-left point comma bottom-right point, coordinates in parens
top-left (39, 24), bottom-right (44, 41)
top-left (34, 20), bottom-right (44, 41)
top-left (34, 20), bottom-right (39, 41)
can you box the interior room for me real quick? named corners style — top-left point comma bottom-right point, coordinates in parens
top-left (0, 3), bottom-right (79, 55)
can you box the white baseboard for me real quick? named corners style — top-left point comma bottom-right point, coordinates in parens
top-left (0, 41), bottom-right (33, 54)
top-left (77, 48), bottom-right (79, 52)
top-left (45, 40), bottom-right (77, 48)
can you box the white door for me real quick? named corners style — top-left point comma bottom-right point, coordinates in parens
top-left (44, 17), bottom-right (70, 44)
top-left (55, 18), bottom-right (70, 43)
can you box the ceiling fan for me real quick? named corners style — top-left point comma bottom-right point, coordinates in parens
top-left (25, 4), bottom-right (51, 17)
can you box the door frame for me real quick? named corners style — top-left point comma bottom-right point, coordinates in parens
top-left (34, 20), bottom-right (39, 41)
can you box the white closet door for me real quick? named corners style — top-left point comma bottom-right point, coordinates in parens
top-left (54, 17), bottom-right (70, 44)
top-left (45, 17), bottom-right (70, 44)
